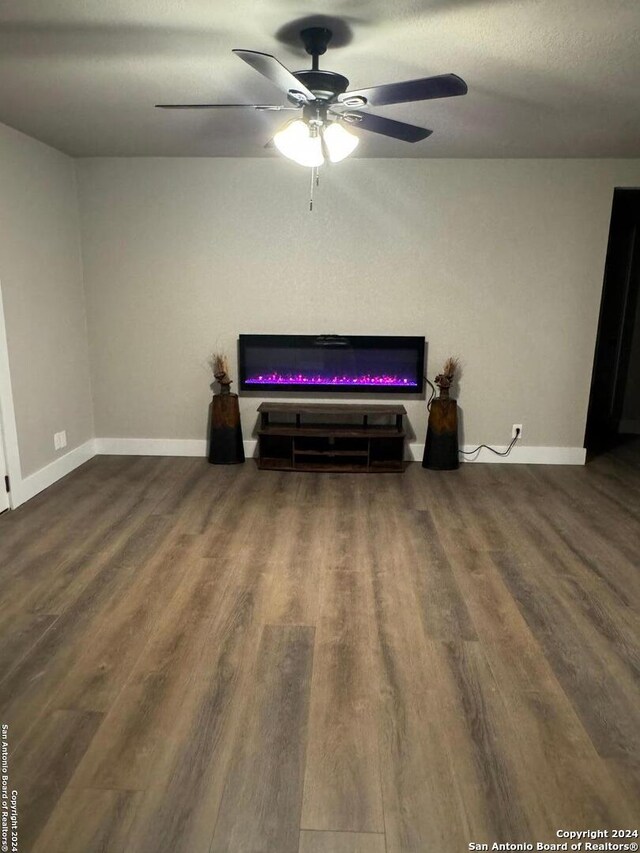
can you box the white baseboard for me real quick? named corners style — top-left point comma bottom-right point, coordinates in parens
top-left (94, 437), bottom-right (209, 456)
top-left (94, 438), bottom-right (585, 466)
top-left (407, 443), bottom-right (425, 462)
top-left (11, 438), bottom-right (96, 508)
top-left (94, 438), bottom-right (259, 458)
top-left (458, 444), bottom-right (585, 465)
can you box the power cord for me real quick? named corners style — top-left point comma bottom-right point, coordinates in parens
top-left (459, 428), bottom-right (521, 457)
top-left (425, 377), bottom-right (436, 411)
top-left (424, 375), bottom-right (521, 457)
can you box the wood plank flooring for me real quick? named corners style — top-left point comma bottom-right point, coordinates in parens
top-left (1, 443), bottom-right (639, 852)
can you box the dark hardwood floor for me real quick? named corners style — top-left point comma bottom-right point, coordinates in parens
top-left (0, 443), bottom-right (639, 852)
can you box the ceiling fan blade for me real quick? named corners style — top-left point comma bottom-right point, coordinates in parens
top-left (338, 111), bottom-right (432, 143)
top-left (155, 103), bottom-right (299, 110)
top-left (233, 49), bottom-right (316, 103)
top-left (338, 73), bottom-right (467, 107)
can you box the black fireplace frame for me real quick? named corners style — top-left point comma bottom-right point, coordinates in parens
top-left (238, 334), bottom-right (425, 395)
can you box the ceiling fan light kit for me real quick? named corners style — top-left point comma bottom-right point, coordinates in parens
top-left (274, 119), bottom-right (323, 167)
top-left (322, 122), bottom-right (359, 163)
top-left (274, 118), bottom-right (359, 167)
top-left (156, 25), bottom-right (467, 206)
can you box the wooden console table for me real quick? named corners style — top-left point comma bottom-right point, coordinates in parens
top-left (257, 402), bottom-right (406, 473)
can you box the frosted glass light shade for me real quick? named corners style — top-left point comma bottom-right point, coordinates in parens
top-left (323, 122), bottom-right (359, 162)
top-left (274, 120), bottom-right (324, 167)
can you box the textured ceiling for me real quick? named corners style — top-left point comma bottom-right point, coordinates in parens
top-left (0, 0), bottom-right (639, 158)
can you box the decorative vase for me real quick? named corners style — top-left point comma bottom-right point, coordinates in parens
top-left (208, 391), bottom-right (245, 464)
top-left (422, 398), bottom-right (459, 470)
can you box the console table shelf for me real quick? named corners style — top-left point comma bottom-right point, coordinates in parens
top-left (257, 402), bottom-right (406, 473)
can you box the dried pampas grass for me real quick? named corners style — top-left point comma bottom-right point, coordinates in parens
top-left (442, 356), bottom-right (459, 379)
top-left (209, 352), bottom-right (229, 378)
top-left (434, 356), bottom-right (460, 399)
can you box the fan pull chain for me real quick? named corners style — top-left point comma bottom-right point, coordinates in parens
top-left (309, 167), bottom-right (321, 212)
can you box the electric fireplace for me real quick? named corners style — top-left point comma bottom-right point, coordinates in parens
top-left (239, 335), bottom-right (425, 394)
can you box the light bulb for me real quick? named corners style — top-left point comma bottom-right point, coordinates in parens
top-left (322, 122), bottom-right (359, 163)
top-left (274, 120), bottom-right (324, 168)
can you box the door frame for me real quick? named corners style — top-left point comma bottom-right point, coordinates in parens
top-left (585, 188), bottom-right (640, 453)
top-left (0, 278), bottom-right (22, 509)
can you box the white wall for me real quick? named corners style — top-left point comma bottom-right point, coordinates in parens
top-left (0, 131), bottom-right (636, 496)
top-left (0, 122), bottom-right (94, 480)
top-left (77, 157), bottom-right (640, 453)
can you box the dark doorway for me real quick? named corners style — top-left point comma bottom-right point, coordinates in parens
top-left (585, 189), bottom-right (640, 457)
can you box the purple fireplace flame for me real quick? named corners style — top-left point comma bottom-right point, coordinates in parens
top-left (245, 372), bottom-right (417, 387)
top-left (239, 335), bottom-right (425, 394)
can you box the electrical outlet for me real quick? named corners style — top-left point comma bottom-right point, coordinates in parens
top-left (54, 430), bottom-right (67, 450)
top-left (512, 424), bottom-right (523, 439)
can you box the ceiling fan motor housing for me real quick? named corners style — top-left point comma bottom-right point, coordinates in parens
top-left (292, 70), bottom-right (350, 103)
top-left (291, 27), bottom-right (350, 103)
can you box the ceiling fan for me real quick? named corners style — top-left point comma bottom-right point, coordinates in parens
top-left (156, 26), bottom-right (468, 168)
